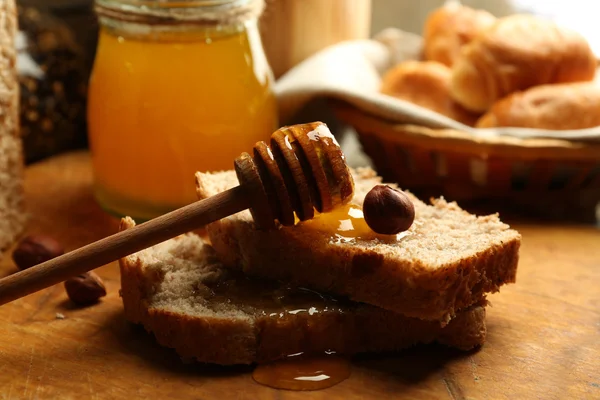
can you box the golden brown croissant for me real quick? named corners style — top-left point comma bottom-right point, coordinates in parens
top-left (451, 14), bottom-right (597, 113)
top-left (476, 82), bottom-right (600, 130)
top-left (381, 60), bottom-right (479, 126)
top-left (423, 3), bottom-right (496, 67)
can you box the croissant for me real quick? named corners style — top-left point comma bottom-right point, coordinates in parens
top-left (423, 3), bottom-right (496, 67)
top-left (476, 82), bottom-right (600, 130)
top-left (381, 60), bottom-right (478, 126)
top-left (451, 14), bottom-right (597, 113)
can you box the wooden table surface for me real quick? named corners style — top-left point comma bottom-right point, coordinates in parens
top-left (1, 151), bottom-right (599, 400)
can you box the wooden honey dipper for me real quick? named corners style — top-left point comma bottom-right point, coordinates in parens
top-left (0, 122), bottom-right (355, 306)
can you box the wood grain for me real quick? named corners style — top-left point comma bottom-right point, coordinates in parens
top-left (0, 186), bottom-right (247, 306)
top-left (260, 0), bottom-right (372, 78)
top-left (1, 151), bottom-right (599, 400)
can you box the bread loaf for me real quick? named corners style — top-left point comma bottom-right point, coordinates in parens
top-left (380, 60), bottom-right (478, 126)
top-left (0, 0), bottom-right (25, 257)
top-left (451, 14), bottom-right (597, 113)
top-left (196, 167), bottom-right (520, 323)
top-left (119, 217), bottom-right (487, 365)
top-left (476, 82), bottom-right (600, 130)
top-left (423, 3), bottom-right (496, 67)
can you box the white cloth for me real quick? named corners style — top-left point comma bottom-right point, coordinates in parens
top-left (275, 28), bottom-right (600, 143)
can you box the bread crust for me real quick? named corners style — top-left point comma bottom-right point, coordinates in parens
top-left (120, 252), bottom-right (258, 364)
top-left (0, 0), bottom-right (25, 256)
top-left (451, 14), bottom-right (597, 112)
top-left (119, 219), bottom-right (487, 365)
top-left (197, 168), bottom-right (520, 322)
top-left (423, 3), bottom-right (496, 67)
top-left (380, 60), bottom-right (479, 126)
top-left (476, 82), bottom-right (600, 130)
top-left (207, 211), bottom-right (518, 323)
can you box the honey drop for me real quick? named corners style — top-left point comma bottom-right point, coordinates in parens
top-left (252, 354), bottom-right (351, 391)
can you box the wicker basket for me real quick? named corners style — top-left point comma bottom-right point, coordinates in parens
top-left (333, 101), bottom-right (600, 222)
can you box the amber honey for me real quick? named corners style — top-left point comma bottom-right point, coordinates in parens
top-left (298, 203), bottom-right (415, 242)
top-left (88, 8), bottom-right (278, 220)
top-left (253, 353), bottom-right (351, 391)
top-left (299, 204), bottom-right (382, 241)
top-left (299, 204), bottom-right (373, 239)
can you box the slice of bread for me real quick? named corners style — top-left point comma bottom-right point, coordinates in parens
top-left (196, 167), bottom-right (520, 323)
top-left (0, 0), bottom-right (25, 257)
top-left (119, 217), bottom-right (486, 365)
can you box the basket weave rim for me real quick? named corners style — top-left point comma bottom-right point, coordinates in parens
top-left (334, 102), bottom-right (600, 160)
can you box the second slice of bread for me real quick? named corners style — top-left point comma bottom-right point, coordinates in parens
top-left (119, 218), bottom-right (486, 365)
top-left (196, 168), bottom-right (520, 323)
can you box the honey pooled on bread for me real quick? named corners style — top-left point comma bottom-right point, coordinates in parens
top-left (423, 2), bottom-right (496, 67)
top-left (381, 60), bottom-right (478, 126)
top-left (451, 14), bottom-right (597, 113)
top-left (476, 82), bottom-right (600, 130)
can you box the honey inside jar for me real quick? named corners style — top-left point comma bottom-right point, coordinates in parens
top-left (88, 3), bottom-right (278, 220)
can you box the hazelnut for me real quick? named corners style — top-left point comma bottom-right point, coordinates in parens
top-left (12, 234), bottom-right (65, 270)
top-left (64, 272), bottom-right (107, 305)
top-left (363, 185), bottom-right (415, 235)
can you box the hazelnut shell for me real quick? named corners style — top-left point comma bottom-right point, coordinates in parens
top-left (12, 234), bottom-right (65, 270)
top-left (363, 185), bottom-right (415, 235)
top-left (64, 272), bottom-right (107, 305)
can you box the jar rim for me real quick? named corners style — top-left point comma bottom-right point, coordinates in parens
top-left (96, 0), bottom-right (248, 9)
top-left (95, 0), bottom-right (263, 25)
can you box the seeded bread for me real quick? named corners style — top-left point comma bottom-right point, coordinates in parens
top-left (196, 167), bottom-right (520, 323)
top-left (119, 217), bottom-right (486, 365)
top-left (0, 0), bottom-right (25, 257)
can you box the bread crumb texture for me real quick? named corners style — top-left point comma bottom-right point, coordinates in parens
top-left (119, 217), bottom-right (488, 365)
top-left (195, 167), bottom-right (520, 321)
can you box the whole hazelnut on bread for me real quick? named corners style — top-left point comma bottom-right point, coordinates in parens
top-left (363, 185), bottom-right (415, 235)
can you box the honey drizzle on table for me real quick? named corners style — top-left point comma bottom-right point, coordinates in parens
top-left (204, 204), bottom-right (415, 391)
top-left (252, 352), bottom-right (351, 391)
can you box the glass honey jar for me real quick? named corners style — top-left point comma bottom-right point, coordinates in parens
top-left (88, 0), bottom-right (278, 220)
